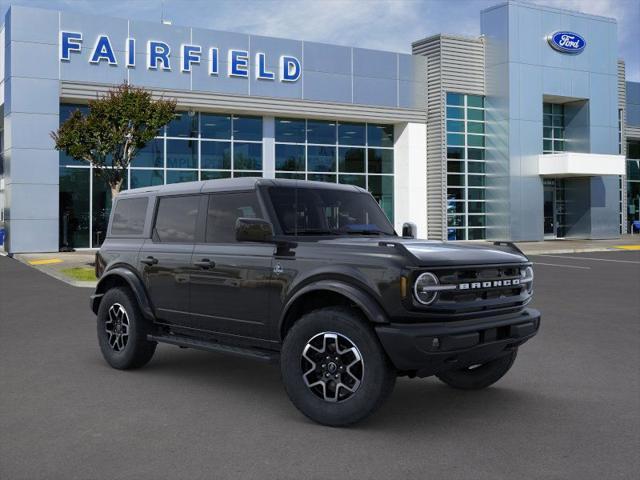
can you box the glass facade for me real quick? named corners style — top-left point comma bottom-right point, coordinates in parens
top-left (627, 139), bottom-right (640, 232)
top-left (274, 118), bottom-right (395, 221)
top-left (543, 103), bottom-right (565, 154)
top-left (58, 105), bottom-right (396, 248)
top-left (59, 104), bottom-right (263, 248)
top-left (445, 92), bottom-right (487, 240)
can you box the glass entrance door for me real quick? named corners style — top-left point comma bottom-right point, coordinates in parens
top-left (543, 178), bottom-right (567, 238)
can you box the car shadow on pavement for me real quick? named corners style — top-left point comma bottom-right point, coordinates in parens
top-left (117, 345), bottom-right (560, 432)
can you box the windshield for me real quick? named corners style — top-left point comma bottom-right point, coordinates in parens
top-left (267, 186), bottom-right (396, 236)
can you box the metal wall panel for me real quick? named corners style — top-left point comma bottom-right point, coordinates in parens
top-left (412, 34), bottom-right (485, 240)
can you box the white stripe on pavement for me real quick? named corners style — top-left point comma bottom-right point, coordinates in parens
top-left (532, 262), bottom-right (591, 270)
top-left (537, 254), bottom-right (640, 265)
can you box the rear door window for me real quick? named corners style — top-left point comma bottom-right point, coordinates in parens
top-left (206, 192), bottom-right (262, 243)
top-left (154, 195), bottom-right (200, 243)
top-left (110, 197), bottom-right (148, 236)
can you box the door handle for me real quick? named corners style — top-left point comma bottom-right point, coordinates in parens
top-left (141, 256), bottom-right (158, 266)
top-left (193, 258), bottom-right (215, 269)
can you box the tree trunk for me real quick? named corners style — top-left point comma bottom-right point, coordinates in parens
top-left (110, 179), bottom-right (123, 203)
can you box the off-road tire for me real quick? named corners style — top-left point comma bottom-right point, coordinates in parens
top-left (97, 287), bottom-right (156, 370)
top-left (280, 306), bottom-right (396, 427)
top-left (436, 349), bottom-right (518, 390)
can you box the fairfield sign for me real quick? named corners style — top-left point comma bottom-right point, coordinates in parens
top-left (59, 31), bottom-right (302, 82)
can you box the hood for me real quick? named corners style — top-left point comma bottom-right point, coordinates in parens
top-left (317, 237), bottom-right (528, 266)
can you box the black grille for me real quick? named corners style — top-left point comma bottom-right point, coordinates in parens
top-left (428, 264), bottom-right (531, 317)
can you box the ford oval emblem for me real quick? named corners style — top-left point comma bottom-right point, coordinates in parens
top-left (547, 31), bottom-right (586, 54)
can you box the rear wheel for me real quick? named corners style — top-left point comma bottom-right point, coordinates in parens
top-left (436, 349), bottom-right (518, 390)
top-left (97, 287), bottom-right (156, 370)
top-left (280, 306), bottom-right (396, 427)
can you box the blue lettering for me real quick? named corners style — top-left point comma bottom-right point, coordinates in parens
top-left (280, 56), bottom-right (301, 82)
top-left (181, 44), bottom-right (201, 72)
top-left (90, 35), bottom-right (117, 65)
top-left (256, 53), bottom-right (275, 80)
top-left (148, 41), bottom-right (171, 70)
top-left (229, 50), bottom-right (249, 77)
top-left (60, 31), bottom-right (82, 61)
top-left (126, 38), bottom-right (135, 67)
top-left (209, 48), bottom-right (219, 75)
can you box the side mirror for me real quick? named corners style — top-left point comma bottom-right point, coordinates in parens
top-left (402, 222), bottom-right (417, 239)
top-left (235, 218), bottom-right (274, 243)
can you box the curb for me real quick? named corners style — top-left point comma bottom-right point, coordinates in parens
top-left (519, 247), bottom-right (621, 255)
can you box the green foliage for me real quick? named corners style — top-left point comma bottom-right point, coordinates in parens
top-left (52, 83), bottom-right (176, 194)
top-left (60, 267), bottom-right (97, 282)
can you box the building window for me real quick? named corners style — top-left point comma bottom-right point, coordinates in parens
top-left (58, 104), bottom-right (264, 248)
top-left (274, 118), bottom-right (395, 222)
top-left (543, 103), bottom-right (565, 154)
top-left (627, 140), bottom-right (640, 233)
top-left (445, 92), bottom-right (486, 241)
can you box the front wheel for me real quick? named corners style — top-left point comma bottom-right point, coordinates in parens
top-left (436, 349), bottom-right (518, 390)
top-left (280, 307), bottom-right (396, 427)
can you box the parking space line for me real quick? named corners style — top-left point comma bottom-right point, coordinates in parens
top-left (532, 262), bottom-right (591, 269)
top-left (537, 254), bottom-right (640, 265)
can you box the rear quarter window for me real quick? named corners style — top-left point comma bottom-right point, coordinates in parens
top-left (110, 197), bottom-right (149, 236)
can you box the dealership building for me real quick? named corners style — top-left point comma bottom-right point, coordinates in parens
top-left (0, 1), bottom-right (639, 252)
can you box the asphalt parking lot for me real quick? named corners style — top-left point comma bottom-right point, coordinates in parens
top-left (1, 251), bottom-right (638, 479)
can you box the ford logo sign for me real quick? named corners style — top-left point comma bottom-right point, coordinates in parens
top-left (547, 31), bottom-right (586, 54)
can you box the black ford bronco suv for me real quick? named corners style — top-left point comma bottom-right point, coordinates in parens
top-left (92, 178), bottom-right (540, 426)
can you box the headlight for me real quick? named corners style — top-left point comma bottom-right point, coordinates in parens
top-left (413, 272), bottom-right (440, 305)
top-left (520, 266), bottom-right (534, 293)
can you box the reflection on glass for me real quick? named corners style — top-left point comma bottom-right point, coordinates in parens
top-left (367, 124), bottom-right (394, 147)
top-left (201, 141), bottom-right (231, 169)
top-left (233, 115), bottom-right (262, 141)
top-left (307, 120), bottom-right (336, 144)
top-left (276, 144), bottom-right (305, 171)
top-left (338, 122), bottom-right (366, 146)
top-left (92, 169), bottom-right (127, 247)
top-left (167, 139), bottom-right (197, 169)
top-left (201, 170), bottom-right (231, 180)
top-left (201, 113), bottom-right (231, 139)
top-left (130, 169), bottom-right (163, 188)
top-left (166, 170), bottom-right (197, 184)
top-left (338, 147), bottom-right (365, 173)
top-left (133, 139), bottom-right (164, 168)
top-left (167, 111), bottom-right (198, 138)
top-left (307, 145), bottom-right (336, 172)
top-left (234, 142), bottom-right (262, 170)
top-left (308, 174), bottom-right (336, 183)
top-left (59, 167), bottom-right (90, 248)
top-left (276, 118), bottom-right (306, 143)
top-left (368, 175), bottom-right (394, 222)
top-left (368, 149), bottom-right (394, 174)
top-left (339, 175), bottom-right (366, 188)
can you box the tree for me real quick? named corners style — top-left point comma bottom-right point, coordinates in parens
top-left (52, 83), bottom-right (177, 200)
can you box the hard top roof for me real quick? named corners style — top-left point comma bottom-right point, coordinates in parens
top-left (116, 177), bottom-right (368, 198)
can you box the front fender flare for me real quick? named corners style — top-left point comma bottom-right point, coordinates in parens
top-left (279, 280), bottom-right (389, 335)
top-left (91, 267), bottom-right (155, 320)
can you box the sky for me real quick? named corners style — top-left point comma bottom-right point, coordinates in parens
top-left (1, 0), bottom-right (638, 80)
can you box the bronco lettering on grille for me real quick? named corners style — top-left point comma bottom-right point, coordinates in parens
top-left (458, 278), bottom-right (520, 290)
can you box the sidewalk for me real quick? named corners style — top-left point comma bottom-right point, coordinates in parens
top-left (506, 235), bottom-right (640, 255)
top-left (11, 251), bottom-right (97, 288)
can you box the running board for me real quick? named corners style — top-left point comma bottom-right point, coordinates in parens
top-left (147, 334), bottom-right (279, 363)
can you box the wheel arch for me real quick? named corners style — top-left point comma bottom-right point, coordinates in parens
top-left (279, 280), bottom-right (388, 340)
top-left (91, 267), bottom-right (155, 320)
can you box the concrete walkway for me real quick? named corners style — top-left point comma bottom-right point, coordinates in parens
top-left (502, 235), bottom-right (640, 255)
top-left (10, 251), bottom-right (97, 288)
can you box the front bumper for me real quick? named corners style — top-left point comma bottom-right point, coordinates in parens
top-left (375, 308), bottom-right (540, 377)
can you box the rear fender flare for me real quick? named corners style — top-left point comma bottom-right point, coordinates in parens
top-left (92, 267), bottom-right (154, 320)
